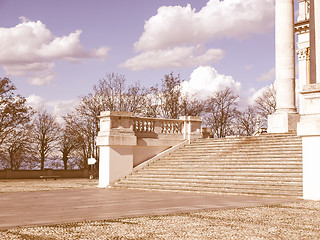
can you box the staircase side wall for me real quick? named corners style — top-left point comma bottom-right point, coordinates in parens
top-left (97, 111), bottom-right (202, 188)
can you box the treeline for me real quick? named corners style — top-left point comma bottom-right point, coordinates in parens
top-left (0, 73), bottom-right (275, 170)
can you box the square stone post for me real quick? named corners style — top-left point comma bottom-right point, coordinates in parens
top-left (180, 116), bottom-right (202, 142)
top-left (96, 111), bottom-right (137, 188)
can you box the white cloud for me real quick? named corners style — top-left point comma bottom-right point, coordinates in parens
top-left (51, 98), bottom-right (79, 120)
top-left (26, 94), bottom-right (79, 122)
top-left (122, 0), bottom-right (274, 71)
top-left (257, 68), bottom-right (275, 82)
top-left (0, 18), bottom-right (110, 85)
top-left (248, 84), bottom-right (274, 105)
top-left (120, 46), bottom-right (225, 71)
top-left (26, 94), bottom-right (46, 109)
top-left (181, 66), bottom-right (241, 99)
top-left (134, 0), bottom-right (274, 52)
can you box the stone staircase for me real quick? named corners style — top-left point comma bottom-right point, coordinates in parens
top-left (112, 133), bottom-right (303, 198)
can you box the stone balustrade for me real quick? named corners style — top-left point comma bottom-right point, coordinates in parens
top-left (97, 111), bottom-right (202, 188)
top-left (133, 117), bottom-right (183, 135)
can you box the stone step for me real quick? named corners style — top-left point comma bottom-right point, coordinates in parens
top-left (112, 133), bottom-right (303, 198)
top-left (161, 155), bottom-right (302, 160)
top-left (145, 165), bottom-right (302, 170)
top-left (151, 163), bottom-right (302, 167)
top-left (113, 183), bottom-right (302, 196)
top-left (150, 162), bottom-right (302, 170)
top-left (188, 139), bottom-right (302, 144)
top-left (172, 149), bottom-right (302, 153)
top-left (138, 169), bottom-right (302, 175)
top-left (192, 143), bottom-right (302, 147)
top-left (120, 176), bottom-right (302, 185)
top-left (165, 157), bottom-right (302, 161)
top-left (172, 146), bottom-right (302, 151)
top-left (157, 157), bottom-right (302, 162)
top-left (112, 185), bottom-right (302, 198)
top-left (116, 179), bottom-right (303, 189)
top-left (131, 172), bottom-right (302, 179)
top-left (115, 179), bottom-right (303, 190)
top-left (191, 138), bottom-right (301, 145)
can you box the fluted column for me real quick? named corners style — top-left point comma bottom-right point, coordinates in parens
top-left (268, 0), bottom-right (299, 133)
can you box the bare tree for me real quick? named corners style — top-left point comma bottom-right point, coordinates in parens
top-left (160, 72), bottom-right (182, 119)
top-left (63, 113), bottom-right (97, 169)
top-left (148, 72), bottom-right (182, 119)
top-left (0, 77), bottom-right (33, 146)
top-left (180, 93), bottom-right (205, 116)
top-left (205, 88), bottom-right (239, 138)
top-left (235, 106), bottom-right (257, 136)
top-left (143, 86), bottom-right (160, 118)
top-left (93, 73), bottom-right (126, 111)
top-left (254, 84), bottom-right (276, 126)
top-left (32, 109), bottom-right (60, 170)
top-left (59, 124), bottom-right (77, 170)
top-left (69, 73), bottom-right (148, 169)
top-left (123, 82), bottom-right (147, 114)
top-left (3, 125), bottom-right (34, 170)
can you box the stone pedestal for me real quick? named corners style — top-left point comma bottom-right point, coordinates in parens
top-left (300, 136), bottom-right (320, 200)
top-left (297, 84), bottom-right (320, 200)
top-left (97, 111), bottom-right (137, 188)
top-left (267, 112), bottom-right (300, 133)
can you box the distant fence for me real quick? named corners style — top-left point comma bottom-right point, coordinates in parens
top-left (0, 169), bottom-right (98, 179)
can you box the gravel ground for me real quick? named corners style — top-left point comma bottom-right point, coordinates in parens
top-left (0, 201), bottom-right (319, 239)
top-left (0, 179), bottom-right (98, 193)
top-left (0, 179), bottom-right (319, 239)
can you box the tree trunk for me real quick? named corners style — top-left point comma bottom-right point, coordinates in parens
top-left (62, 152), bottom-right (68, 170)
top-left (41, 152), bottom-right (45, 170)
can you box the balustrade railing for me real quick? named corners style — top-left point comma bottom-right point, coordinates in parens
top-left (133, 117), bottom-right (183, 135)
top-left (160, 120), bottom-right (183, 134)
top-left (98, 111), bottom-right (201, 142)
top-left (134, 119), bottom-right (155, 133)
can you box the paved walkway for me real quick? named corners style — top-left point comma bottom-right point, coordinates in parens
top-left (0, 188), bottom-right (292, 229)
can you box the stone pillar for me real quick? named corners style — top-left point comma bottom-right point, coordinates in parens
top-left (268, 0), bottom-right (299, 133)
top-left (315, 0), bottom-right (320, 83)
top-left (96, 111), bottom-right (137, 188)
top-left (297, 0), bottom-right (320, 200)
top-left (179, 116), bottom-right (202, 142)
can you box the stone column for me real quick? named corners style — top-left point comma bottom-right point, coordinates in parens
top-left (268, 0), bottom-right (300, 133)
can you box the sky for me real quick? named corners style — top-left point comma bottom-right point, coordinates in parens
top-left (0, 0), bottom-right (297, 117)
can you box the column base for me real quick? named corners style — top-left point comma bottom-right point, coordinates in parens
top-left (267, 112), bottom-right (300, 134)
